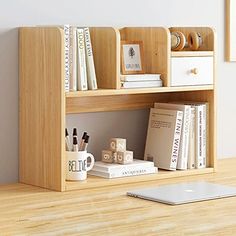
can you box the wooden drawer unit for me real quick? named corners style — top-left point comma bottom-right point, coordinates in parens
top-left (171, 56), bottom-right (213, 86)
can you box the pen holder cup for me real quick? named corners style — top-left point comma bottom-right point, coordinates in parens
top-left (66, 151), bottom-right (95, 181)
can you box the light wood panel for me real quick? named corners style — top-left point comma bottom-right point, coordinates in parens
top-left (19, 27), bottom-right (65, 191)
top-left (120, 27), bottom-right (170, 87)
top-left (90, 27), bottom-right (120, 89)
top-left (171, 51), bottom-right (214, 57)
top-left (1, 158), bottom-right (236, 235)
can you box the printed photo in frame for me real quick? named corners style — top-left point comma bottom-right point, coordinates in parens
top-left (121, 41), bottom-right (145, 74)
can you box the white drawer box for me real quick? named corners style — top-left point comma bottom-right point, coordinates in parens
top-left (171, 56), bottom-right (213, 86)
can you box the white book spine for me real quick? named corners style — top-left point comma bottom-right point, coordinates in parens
top-left (64, 25), bottom-right (70, 92)
top-left (170, 111), bottom-right (183, 169)
top-left (88, 166), bottom-right (157, 179)
top-left (84, 27), bottom-right (97, 90)
top-left (187, 107), bottom-right (196, 169)
top-left (195, 105), bottom-right (206, 168)
top-left (69, 26), bottom-right (77, 91)
top-left (120, 74), bottom-right (161, 82)
top-left (77, 28), bottom-right (88, 91)
top-left (176, 106), bottom-right (191, 170)
top-left (121, 80), bottom-right (162, 89)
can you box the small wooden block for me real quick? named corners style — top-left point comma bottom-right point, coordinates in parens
top-left (110, 138), bottom-right (126, 152)
top-left (102, 150), bottom-right (113, 163)
top-left (112, 152), bottom-right (118, 163)
top-left (117, 150), bottom-right (133, 164)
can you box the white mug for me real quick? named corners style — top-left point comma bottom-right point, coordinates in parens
top-left (66, 151), bottom-right (95, 181)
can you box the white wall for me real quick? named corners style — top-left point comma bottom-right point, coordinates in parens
top-left (0, 0), bottom-right (234, 184)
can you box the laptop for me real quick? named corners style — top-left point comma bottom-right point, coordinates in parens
top-left (127, 181), bottom-right (236, 205)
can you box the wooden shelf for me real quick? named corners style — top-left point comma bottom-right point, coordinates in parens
top-left (65, 167), bottom-right (214, 191)
top-left (66, 85), bottom-right (214, 98)
top-left (171, 51), bottom-right (214, 57)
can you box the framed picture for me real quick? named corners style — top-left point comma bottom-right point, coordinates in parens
top-left (121, 41), bottom-right (145, 74)
top-left (226, 0), bottom-right (236, 61)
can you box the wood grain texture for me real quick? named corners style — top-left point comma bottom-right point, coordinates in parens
top-left (90, 27), bottom-right (120, 89)
top-left (120, 27), bottom-right (170, 87)
top-left (1, 158), bottom-right (236, 235)
top-left (19, 27), bottom-right (65, 191)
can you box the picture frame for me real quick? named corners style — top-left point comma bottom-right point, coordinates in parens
top-left (226, 0), bottom-right (236, 61)
top-left (121, 40), bottom-right (145, 74)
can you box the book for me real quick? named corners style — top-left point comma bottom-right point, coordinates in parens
top-left (154, 103), bottom-right (191, 170)
top-left (181, 102), bottom-right (208, 169)
top-left (84, 27), bottom-right (98, 90)
top-left (144, 108), bottom-right (183, 170)
top-left (88, 166), bottom-right (157, 179)
top-left (69, 26), bottom-right (77, 91)
top-left (120, 74), bottom-right (161, 82)
top-left (121, 80), bottom-right (162, 89)
top-left (92, 159), bottom-right (154, 172)
top-left (77, 28), bottom-right (88, 91)
top-left (188, 107), bottom-right (196, 169)
top-left (64, 25), bottom-right (70, 92)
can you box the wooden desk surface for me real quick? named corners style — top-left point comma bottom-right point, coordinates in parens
top-left (1, 158), bottom-right (236, 236)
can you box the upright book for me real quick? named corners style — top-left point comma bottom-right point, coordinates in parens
top-left (77, 28), bottom-right (88, 91)
top-left (154, 102), bottom-right (191, 170)
top-left (144, 108), bottom-right (183, 170)
top-left (84, 27), bottom-right (98, 90)
top-left (64, 25), bottom-right (70, 92)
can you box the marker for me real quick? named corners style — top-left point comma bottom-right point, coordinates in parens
top-left (81, 135), bottom-right (89, 151)
top-left (65, 128), bottom-right (70, 151)
top-left (73, 128), bottom-right (78, 144)
top-left (79, 132), bottom-right (87, 151)
top-left (72, 136), bottom-right (79, 152)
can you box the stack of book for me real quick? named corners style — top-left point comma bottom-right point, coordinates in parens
top-left (64, 25), bottom-right (97, 92)
top-left (144, 102), bottom-right (208, 171)
top-left (120, 74), bottom-right (162, 89)
top-left (88, 159), bottom-right (157, 178)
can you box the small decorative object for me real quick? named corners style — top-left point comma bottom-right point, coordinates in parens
top-left (121, 41), bottom-right (145, 74)
top-left (102, 138), bottom-right (133, 164)
top-left (117, 151), bottom-right (133, 164)
top-left (102, 150), bottom-right (113, 163)
top-left (110, 138), bottom-right (126, 152)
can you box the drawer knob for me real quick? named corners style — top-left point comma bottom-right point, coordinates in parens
top-left (190, 68), bottom-right (198, 75)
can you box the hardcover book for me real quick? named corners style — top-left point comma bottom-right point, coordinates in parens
top-left (84, 27), bottom-right (98, 90)
top-left (121, 80), bottom-right (162, 89)
top-left (144, 108), bottom-right (183, 170)
top-left (154, 102), bottom-right (191, 170)
top-left (64, 25), bottom-right (70, 92)
top-left (88, 166), bottom-right (157, 179)
top-left (120, 74), bottom-right (161, 82)
top-left (77, 28), bottom-right (88, 91)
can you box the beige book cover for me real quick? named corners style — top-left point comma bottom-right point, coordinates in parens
top-left (144, 108), bottom-right (183, 170)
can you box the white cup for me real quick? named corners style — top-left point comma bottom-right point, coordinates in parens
top-left (66, 151), bottom-right (95, 181)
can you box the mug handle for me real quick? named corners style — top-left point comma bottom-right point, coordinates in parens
top-left (86, 153), bottom-right (95, 171)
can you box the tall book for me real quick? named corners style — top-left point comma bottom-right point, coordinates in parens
top-left (64, 25), bottom-right (70, 92)
top-left (84, 27), bottom-right (98, 90)
top-left (69, 26), bottom-right (77, 91)
top-left (182, 102), bottom-right (208, 169)
top-left (154, 103), bottom-right (191, 170)
top-left (144, 108), bottom-right (183, 170)
top-left (77, 28), bottom-right (88, 91)
top-left (188, 107), bottom-right (196, 169)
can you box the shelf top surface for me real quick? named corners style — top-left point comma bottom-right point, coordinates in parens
top-left (66, 85), bottom-right (214, 98)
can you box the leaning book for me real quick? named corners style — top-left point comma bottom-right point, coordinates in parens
top-left (144, 108), bottom-right (183, 170)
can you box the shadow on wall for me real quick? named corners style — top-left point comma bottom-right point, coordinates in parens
top-left (0, 28), bottom-right (19, 184)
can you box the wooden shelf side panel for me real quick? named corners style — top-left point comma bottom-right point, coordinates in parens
top-left (120, 27), bottom-right (170, 87)
top-left (19, 27), bottom-right (65, 191)
top-left (90, 27), bottom-right (120, 89)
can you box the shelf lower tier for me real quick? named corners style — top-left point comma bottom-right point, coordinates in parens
top-left (65, 167), bottom-right (214, 191)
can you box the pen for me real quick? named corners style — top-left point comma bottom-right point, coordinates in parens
top-left (72, 136), bottom-right (79, 152)
top-left (65, 128), bottom-right (71, 151)
top-left (79, 132), bottom-right (87, 151)
top-left (81, 135), bottom-right (90, 151)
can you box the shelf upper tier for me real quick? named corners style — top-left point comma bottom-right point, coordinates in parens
top-left (66, 86), bottom-right (214, 113)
